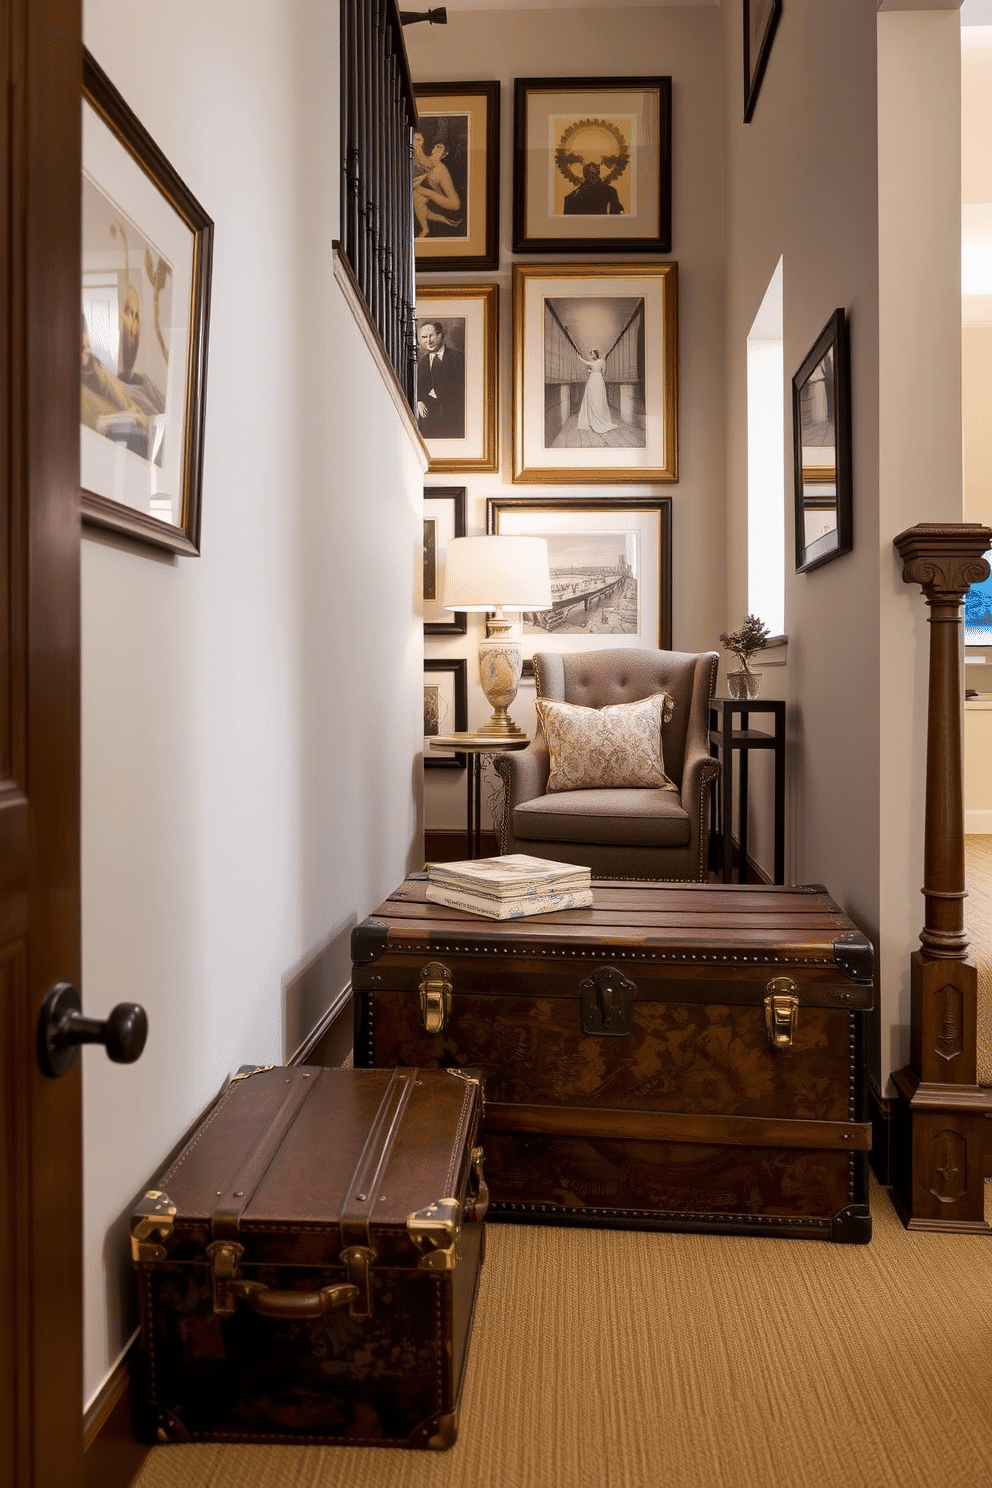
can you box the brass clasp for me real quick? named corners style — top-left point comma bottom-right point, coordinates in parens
top-left (418, 961), bottom-right (452, 1034)
top-left (130, 1189), bottom-right (177, 1263)
top-left (764, 978), bottom-right (799, 1049)
top-left (407, 1197), bottom-right (462, 1272)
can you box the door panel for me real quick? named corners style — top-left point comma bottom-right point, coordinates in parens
top-left (1, 2), bottom-right (84, 1484)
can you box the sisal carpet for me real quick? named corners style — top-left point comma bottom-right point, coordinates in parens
top-left (132, 1177), bottom-right (991, 1488)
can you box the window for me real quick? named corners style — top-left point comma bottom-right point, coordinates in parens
top-left (747, 258), bottom-right (785, 636)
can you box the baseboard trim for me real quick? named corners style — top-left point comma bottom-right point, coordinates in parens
top-left (425, 828), bottom-right (499, 862)
top-left (83, 1342), bottom-right (148, 1488)
top-left (290, 983), bottom-right (354, 1068)
top-left (965, 810), bottom-right (992, 834)
top-left (867, 1075), bottom-right (895, 1186)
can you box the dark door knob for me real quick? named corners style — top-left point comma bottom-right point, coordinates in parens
top-left (37, 982), bottom-right (148, 1079)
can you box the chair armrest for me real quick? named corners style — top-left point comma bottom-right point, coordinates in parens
top-left (493, 739), bottom-right (550, 851)
top-left (680, 745), bottom-right (720, 879)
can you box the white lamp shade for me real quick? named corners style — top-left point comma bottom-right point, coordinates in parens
top-left (442, 535), bottom-right (552, 611)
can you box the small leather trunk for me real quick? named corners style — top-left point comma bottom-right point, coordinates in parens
top-left (352, 876), bottom-right (875, 1243)
top-left (131, 1064), bottom-right (486, 1448)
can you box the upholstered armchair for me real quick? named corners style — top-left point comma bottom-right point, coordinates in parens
top-left (494, 648), bottom-right (720, 881)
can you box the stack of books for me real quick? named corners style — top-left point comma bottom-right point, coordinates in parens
top-left (425, 854), bottom-right (593, 920)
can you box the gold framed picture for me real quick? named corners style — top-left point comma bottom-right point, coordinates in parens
top-left (511, 262), bottom-right (678, 485)
top-left (416, 282), bottom-right (499, 473)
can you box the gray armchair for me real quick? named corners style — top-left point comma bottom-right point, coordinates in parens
top-left (494, 647), bottom-right (720, 881)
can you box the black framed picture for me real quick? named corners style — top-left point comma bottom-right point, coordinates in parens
top-left (513, 76), bottom-right (672, 254)
top-left (487, 496), bottom-right (672, 673)
top-left (414, 81), bottom-right (499, 273)
top-left (792, 308), bottom-right (852, 574)
top-left (424, 658), bottom-right (468, 768)
top-left (743, 0), bottom-right (782, 123)
top-left (424, 487), bottom-right (467, 636)
top-left (81, 49), bottom-right (212, 555)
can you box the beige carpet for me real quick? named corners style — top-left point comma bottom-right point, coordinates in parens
top-left (132, 1177), bottom-right (991, 1488)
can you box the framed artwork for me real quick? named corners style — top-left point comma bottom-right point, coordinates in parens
top-left (792, 309), bottom-right (853, 575)
top-left (424, 487), bottom-right (467, 636)
top-left (81, 49), bottom-right (212, 556)
top-left (424, 658), bottom-right (468, 769)
top-left (513, 76), bottom-right (672, 254)
top-left (744, 0), bottom-right (782, 123)
top-left (415, 283), bottom-right (498, 472)
top-left (487, 497), bottom-right (672, 672)
top-left (511, 261), bottom-right (678, 484)
top-left (414, 81), bottom-right (500, 273)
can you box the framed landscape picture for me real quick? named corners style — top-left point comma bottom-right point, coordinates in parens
top-left (511, 262), bottom-right (678, 484)
top-left (424, 658), bottom-right (468, 769)
top-left (513, 76), bottom-right (672, 254)
top-left (416, 283), bottom-right (498, 472)
top-left (414, 81), bottom-right (499, 272)
top-left (487, 497), bottom-right (672, 671)
top-left (424, 486), bottom-right (467, 635)
top-left (81, 49), bottom-right (212, 555)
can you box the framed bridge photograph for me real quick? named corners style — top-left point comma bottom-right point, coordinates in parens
top-left (511, 262), bottom-right (678, 484)
top-left (487, 496), bottom-right (672, 672)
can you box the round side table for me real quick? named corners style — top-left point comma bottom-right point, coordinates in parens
top-left (428, 733), bottom-right (529, 858)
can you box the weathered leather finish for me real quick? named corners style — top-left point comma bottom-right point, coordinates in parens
top-left (133, 1065), bottom-right (485, 1448)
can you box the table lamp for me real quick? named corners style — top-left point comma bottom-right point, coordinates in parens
top-left (442, 534), bottom-right (552, 737)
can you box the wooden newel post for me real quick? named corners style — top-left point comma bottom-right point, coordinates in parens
top-left (891, 522), bottom-right (992, 1232)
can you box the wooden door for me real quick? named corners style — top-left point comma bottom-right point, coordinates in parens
top-left (1, 1), bottom-right (84, 1483)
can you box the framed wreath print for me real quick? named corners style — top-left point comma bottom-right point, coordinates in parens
top-left (81, 50), bottom-right (212, 555)
top-left (512, 262), bottom-right (678, 484)
top-left (513, 77), bottom-right (671, 254)
top-left (416, 283), bottom-right (498, 473)
top-left (487, 497), bottom-right (672, 671)
top-left (744, 0), bottom-right (782, 123)
top-left (424, 658), bottom-right (468, 769)
top-left (414, 81), bottom-right (499, 273)
top-left (424, 487), bottom-right (467, 635)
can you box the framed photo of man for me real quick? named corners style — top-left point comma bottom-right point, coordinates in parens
top-left (414, 81), bottom-right (500, 273)
top-left (511, 262), bottom-right (678, 484)
top-left (513, 77), bottom-right (672, 254)
top-left (81, 49), bottom-right (212, 556)
top-left (416, 283), bottom-right (499, 473)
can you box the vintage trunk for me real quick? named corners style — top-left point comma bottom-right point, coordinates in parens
top-left (352, 877), bottom-right (874, 1243)
top-left (131, 1064), bottom-right (486, 1448)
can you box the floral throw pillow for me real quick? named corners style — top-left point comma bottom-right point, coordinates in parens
top-left (535, 693), bottom-right (676, 794)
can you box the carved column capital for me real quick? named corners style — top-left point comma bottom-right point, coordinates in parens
top-left (894, 523), bottom-right (992, 601)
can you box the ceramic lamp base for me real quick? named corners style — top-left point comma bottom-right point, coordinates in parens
top-left (477, 633), bottom-right (525, 737)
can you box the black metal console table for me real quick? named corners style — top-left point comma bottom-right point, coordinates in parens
top-left (708, 697), bottom-right (786, 884)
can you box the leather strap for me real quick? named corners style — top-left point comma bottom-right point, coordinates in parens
top-left (340, 1067), bottom-right (417, 1252)
top-left (211, 1068), bottom-right (323, 1241)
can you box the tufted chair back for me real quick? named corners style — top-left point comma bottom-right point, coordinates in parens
top-left (533, 647), bottom-right (709, 790)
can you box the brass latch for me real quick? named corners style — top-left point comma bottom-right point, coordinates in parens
top-left (205, 1239), bottom-right (245, 1315)
top-left (764, 978), bottom-right (799, 1049)
top-left (130, 1189), bottom-right (177, 1263)
top-left (418, 961), bottom-right (452, 1034)
top-left (407, 1197), bottom-right (462, 1272)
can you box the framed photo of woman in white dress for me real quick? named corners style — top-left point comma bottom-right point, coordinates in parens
top-left (511, 262), bottom-right (678, 484)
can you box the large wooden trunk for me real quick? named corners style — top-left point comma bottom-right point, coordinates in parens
top-left (131, 1064), bottom-right (486, 1448)
top-left (352, 877), bottom-right (874, 1243)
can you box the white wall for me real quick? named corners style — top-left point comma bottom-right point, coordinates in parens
top-left (81, 0), bottom-right (424, 1405)
top-left (407, 5), bottom-right (726, 832)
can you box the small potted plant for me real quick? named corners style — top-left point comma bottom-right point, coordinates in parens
top-left (719, 614), bottom-right (770, 699)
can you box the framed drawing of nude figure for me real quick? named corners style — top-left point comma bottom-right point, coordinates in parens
top-left (513, 77), bottom-right (671, 254)
top-left (414, 82), bottom-right (499, 273)
top-left (81, 50), bottom-right (212, 555)
top-left (512, 262), bottom-right (678, 484)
